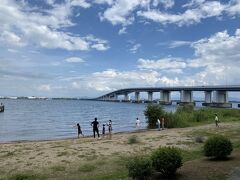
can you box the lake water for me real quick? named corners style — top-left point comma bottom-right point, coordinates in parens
top-left (0, 99), bottom-right (238, 142)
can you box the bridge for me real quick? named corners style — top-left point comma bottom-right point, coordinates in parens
top-left (94, 85), bottom-right (240, 108)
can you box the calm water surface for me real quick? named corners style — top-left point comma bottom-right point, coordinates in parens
top-left (0, 99), bottom-right (176, 142)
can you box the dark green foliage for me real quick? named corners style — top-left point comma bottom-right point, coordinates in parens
top-left (127, 155), bottom-right (152, 180)
top-left (144, 104), bottom-right (165, 128)
top-left (176, 105), bottom-right (194, 113)
top-left (204, 135), bottom-right (233, 159)
top-left (194, 109), bottom-right (208, 122)
top-left (9, 174), bottom-right (36, 180)
top-left (151, 147), bottom-right (182, 177)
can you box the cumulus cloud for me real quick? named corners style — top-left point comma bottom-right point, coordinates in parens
top-left (0, 0), bottom-right (109, 51)
top-left (97, 0), bottom-right (240, 32)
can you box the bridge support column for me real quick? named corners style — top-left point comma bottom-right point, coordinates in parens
top-left (147, 92), bottom-right (153, 102)
top-left (123, 93), bottom-right (130, 102)
top-left (202, 91), bottom-right (212, 106)
top-left (179, 90), bottom-right (195, 106)
top-left (110, 94), bottom-right (119, 102)
top-left (134, 92), bottom-right (141, 103)
top-left (159, 90), bottom-right (172, 105)
top-left (212, 91), bottom-right (232, 107)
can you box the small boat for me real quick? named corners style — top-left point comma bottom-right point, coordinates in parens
top-left (0, 105), bottom-right (4, 112)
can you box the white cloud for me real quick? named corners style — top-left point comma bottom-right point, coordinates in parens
top-left (118, 26), bottom-right (127, 34)
top-left (168, 40), bottom-right (191, 48)
top-left (138, 57), bottom-right (187, 70)
top-left (97, 0), bottom-right (240, 29)
top-left (138, 1), bottom-right (226, 26)
top-left (129, 43), bottom-right (141, 53)
top-left (94, 0), bottom-right (114, 5)
top-left (153, 0), bottom-right (175, 9)
top-left (0, 31), bottom-right (25, 47)
top-left (0, 0), bottom-right (109, 51)
top-left (65, 57), bottom-right (85, 63)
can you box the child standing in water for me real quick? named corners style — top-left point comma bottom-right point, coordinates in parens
top-left (102, 124), bottom-right (106, 137)
top-left (107, 120), bottom-right (112, 133)
top-left (77, 123), bottom-right (84, 138)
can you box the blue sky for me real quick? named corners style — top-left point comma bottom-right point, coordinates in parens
top-left (0, 0), bottom-right (240, 98)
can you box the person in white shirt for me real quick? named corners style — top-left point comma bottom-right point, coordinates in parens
top-left (215, 114), bottom-right (219, 127)
top-left (157, 119), bottom-right (161, 131)
top-left (136, 117), bottom-right (140, 128)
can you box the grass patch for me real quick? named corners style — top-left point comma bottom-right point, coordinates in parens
top-left (78, 164), bottom-right (96, 172)
top-left (51, 165), bottom-right (66, 172)
top-left (1, 151), bottom-right (15, 157)
top-left (8, 173), bottom-right (36, 180)
top-left (181, 149), bottom-right (203, 162)
top-left (128, 135), bottom-right (139, 144)
top-left (57, 151), bottom-right (69, 157)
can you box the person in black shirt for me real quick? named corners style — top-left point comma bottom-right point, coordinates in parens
top-left (91, 117), bottom-right (100, 138)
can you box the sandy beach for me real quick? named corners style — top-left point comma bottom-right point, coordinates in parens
top-left (1, 122), bottom-right (240, 179)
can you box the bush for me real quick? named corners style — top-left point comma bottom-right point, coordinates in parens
top-left (127, 155), bottom-right (152, 180)
top-left (204, 135), bottom-right (233, 159)
top-left (151, 147), bottom-right (182, 177)
top-left (144, 104), bottom-right (165, 128)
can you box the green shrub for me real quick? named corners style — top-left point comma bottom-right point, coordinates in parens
top-left (144, 104), bottom-right (165, 128)
top-left (204, 135), bottom-right (233, 159)
top-left (151, 147), bottom-right (182, 177)
top-left (127, 155), bottom-right (152, 180)
top-left (128, 135), bottom-right (139, 144)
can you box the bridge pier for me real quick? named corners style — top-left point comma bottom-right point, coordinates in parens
top-left (213, 90), bottom-right (231, 107)
top-left (133, 92), bottom-right (141, 103)
top-left (178, 90), bottom-right (195, 106)
top-left (122, 93), bottom-right (130, 102)
top-left (202, 91), bottom-right (212, 106)
top-left (110, 94), bottom-right (120, 102)
top-left (159, 90), bottom-right (172, 105)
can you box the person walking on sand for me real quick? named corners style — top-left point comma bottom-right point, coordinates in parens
top-left (157, 118), bottom-right (161, 131)
top-left (161, 117), bottom-right (165, 130)
top-left (107, 120), bottom-right (112, 134)
top-left (136, 117), bottom-right (140, 128)
top-left (215, 114), bottom-right (219, 127)
top-left (91, 117), bottom-right (100, 138)
top-left (76, 123), bottom-right (84, 138)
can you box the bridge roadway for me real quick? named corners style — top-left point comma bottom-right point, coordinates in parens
top-left (94, 85), bottom-right (240, 108)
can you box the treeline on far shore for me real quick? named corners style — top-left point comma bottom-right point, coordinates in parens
top-left (144, 104), bottom-right (240, 128)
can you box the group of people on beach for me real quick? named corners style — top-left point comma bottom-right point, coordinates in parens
top-left (76, 118), bottom-right (112, 139)
top-left (76, 117), bottom-right (142, 139)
